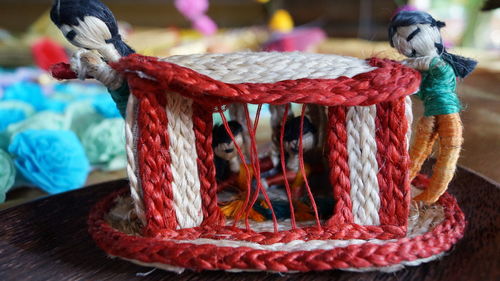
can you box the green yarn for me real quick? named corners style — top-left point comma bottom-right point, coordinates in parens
top-left (0, 149), bottom-right (15, 203)
top-left (416, 57), bottom-right (461, 116)
top-left (82, 118), bottom-right (126, 171)
top-left (65, 101), bottom-right (104, 139)
top-left (0, 101), bottom-right (35, 117)
top-left (108, 83), bottom-right (130, 118)
top-left (3, 111), bottom-right (68, 146)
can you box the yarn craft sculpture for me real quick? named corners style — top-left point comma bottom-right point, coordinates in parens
top-left (50, 1), bottom-right (467, 273)
top-left (388, 11), bottom-right (477, 204)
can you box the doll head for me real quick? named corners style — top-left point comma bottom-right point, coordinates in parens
top-left (284, 116), bottom-right (316, 155)
top-left (212, 121), bottom-right (244, 161)
top-left (388, 11), bottom-right (445, 58)
top-left (389, 10), bottom-right (477, 78)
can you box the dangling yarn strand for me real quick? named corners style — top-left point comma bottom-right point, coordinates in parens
top-left (243, 105), bottom-right (279, 233)
top-left (299, 105), bottom-right (322, 229)
top-left (218, 110), bottom-right (253, 230)
top-left (280, 104), bottom-right (297, 229)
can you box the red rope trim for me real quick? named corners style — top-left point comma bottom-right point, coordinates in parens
top-left (132, 76), bottom-right (178, 235)
top-left (192, 103), bottom-right (225, 226)
top-left (376, 99), bottom-right (411, 226)
top-left (112, 54), bottom-right (420, 108)
top-left (88, 185), bottom-right (465, 271)
top-left (325, 106), bottom-right (353, 225)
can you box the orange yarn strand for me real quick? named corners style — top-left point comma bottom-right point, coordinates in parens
top-left (409, 116), bottom-right (438, 181)
top-left (414, 113), bottom-right (463, 203)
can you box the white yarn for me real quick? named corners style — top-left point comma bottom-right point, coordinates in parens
top-left (60, 16), bottom-right (121, 62)
top-left (165, 94), bottom-right (203, 229)
top-left (125, 95), bottom-right (146, 225)
top-left (391, 24), bottom-right (441, 58)
top-left (346, 106), bottom-right (381, 225)
top-left (70, 49), bottom-right (123, 90)
top-left (161, 52), bottom-right (376, 84)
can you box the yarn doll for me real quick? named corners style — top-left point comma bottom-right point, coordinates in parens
top-left (264, 116), bottom-right (317, 200)
top-left (212, 121), bottom-right (244, 187)
top-left (213, 121), bottom-right (267, 221)
top-left (389, 11), bottom-right (477, 204)
top-left (50, 0), bottom-right (133, 117)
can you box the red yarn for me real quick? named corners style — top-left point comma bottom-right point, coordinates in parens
top-left (325, 106), bottom-right (353, 225)
top-left (49, 62), bottom-right (77, 80)
top-left (32, 38), bottom-right (69, 71)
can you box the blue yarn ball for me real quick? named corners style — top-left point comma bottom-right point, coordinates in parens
top-left (8, 130), bottom-right (90, 194)
top-left (2, 82), bottom-right (47, 111)
top-left (92, 94), bottom-right (121, 118)
top-left (0, 108), bottom-right (28, 131)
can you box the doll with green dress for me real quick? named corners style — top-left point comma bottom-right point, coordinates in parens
top-left (389, 11), bottom-right (477, 204)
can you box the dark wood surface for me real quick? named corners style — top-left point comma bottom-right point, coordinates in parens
top-left (0, 163), bottom-right (498, 281)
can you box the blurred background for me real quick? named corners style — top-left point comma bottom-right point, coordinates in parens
top-left (0, 0), bottom-right (499, 208)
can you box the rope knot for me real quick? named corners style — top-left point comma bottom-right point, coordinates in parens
top-left (70, 49), bottom-right (123, 90)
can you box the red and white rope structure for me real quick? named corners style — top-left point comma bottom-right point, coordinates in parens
top-left (53, 51), bottom-right (465, 272)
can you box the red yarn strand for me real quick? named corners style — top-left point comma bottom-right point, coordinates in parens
top-left (218, 110), bottom-right (252, 230)
top-left (243, 105), bottom-right (279, 232)
top-left (279, 104), bottom-right (297, 229)
top-left (299, 105), bottom-right (321, 229)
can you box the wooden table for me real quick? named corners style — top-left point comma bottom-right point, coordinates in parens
top-left (0, 163), bottom-right (498, 281)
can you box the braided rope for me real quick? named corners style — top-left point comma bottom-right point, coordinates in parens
top-left (191, 103), bottom-right (225, 226)
top-left (112, 54), bottom-right (420, 107)
top-left (88, 186), bottom-right (465, 272)
top-left (325, 106), bottom-right (353, 225)
top-left (131, 77), bottom-right (178, 235)
top-left (346, 106), bottom-right (381, 225)
top-left (376, 100), bottom-right (411, 226)
top-left (125, 94), bottom-right (146, 225)
top-left (165, 94), bottom-right (203, 228)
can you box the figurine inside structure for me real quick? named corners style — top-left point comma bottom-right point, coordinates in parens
top-left (389, 11), bottom-right (477, 204)
top-left (214, 115), bottom-right (330, 222)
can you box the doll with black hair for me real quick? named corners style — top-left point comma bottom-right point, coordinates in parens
top-left (262, 116), bottom-right (317, 202)
top-left (212, 120), bottom-right (244, 183)
top-left (389, 11), bottom-right (477, 204)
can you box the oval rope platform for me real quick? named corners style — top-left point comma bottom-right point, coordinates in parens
top-left (88, 181), bottom-right (465, 273)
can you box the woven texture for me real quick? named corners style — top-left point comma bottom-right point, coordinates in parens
top-left (84, 52), bottom-right (462, 272)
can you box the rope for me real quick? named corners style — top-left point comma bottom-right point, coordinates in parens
top-left (346, 105), bottom-right (381, 225)
top-left (112, 54), bottom-right (420, 107)
top-left (165, 94), bottom-right (203, 228)
top-left (125, 94), bottom-right (146, 225)
top-left (88, 188), bottom-right (465, 272)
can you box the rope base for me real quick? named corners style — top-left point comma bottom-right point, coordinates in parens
top-left (88, 178), bottom-right (465, 273)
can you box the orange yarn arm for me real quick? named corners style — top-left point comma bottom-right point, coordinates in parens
top-left (414, 113), bottom-right (463, 203)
